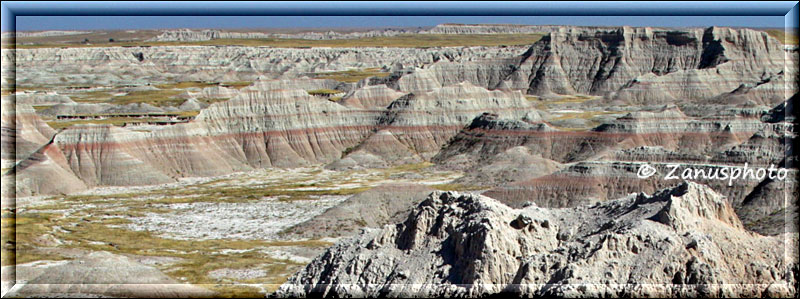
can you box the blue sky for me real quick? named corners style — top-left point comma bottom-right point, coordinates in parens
top-left (5, 2), bottom-right (797, 32)
top-left (13, 16), bottom-right (788, 31)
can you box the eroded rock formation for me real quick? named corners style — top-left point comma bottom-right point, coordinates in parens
top-left (275, 183), bottom-right (797, 297)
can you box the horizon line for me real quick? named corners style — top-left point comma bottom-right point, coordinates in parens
top-left (6, 23), bottom-right (795, 34)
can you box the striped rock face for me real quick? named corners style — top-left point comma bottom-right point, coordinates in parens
top-left (374, 82), bottom-right (537, 159)
top-left (393, 26), bottom-right (793, 106)
top-left (12, 88), bottom-right (380, 194)
top-left (332, 82), bottom-right (540, 169)
top-left (2, 102), bottom-right (56, 163)
top-left (435, 106), bottom-right (771, 169)
top-left (10, 81), bottom-right (544, 195)
top-left (435, 102), bottom-right (795, 235)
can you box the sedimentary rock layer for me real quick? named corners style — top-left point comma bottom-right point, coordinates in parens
top-left (436, 105), bottom-right (770, 173)
top-left (431, 99), bottom-right (796, 235)
top-left (335, 82), bottom-right (539, 169)
top-left (392, 26), bottom-right (794, 105)
top-left (376, 82), bottom-right (537, 158)
top-left (1, 101), bottom-right (56, 163)
top-left (11, 87), bottom-right (384, 196)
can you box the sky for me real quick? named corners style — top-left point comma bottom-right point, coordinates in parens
top-left (5, 2), bottom-right (797, 32)
top-left (13, 16), bottom-right (788, 31)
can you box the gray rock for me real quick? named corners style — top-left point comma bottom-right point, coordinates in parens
top-left (275, 182), bottom-right (797, 297)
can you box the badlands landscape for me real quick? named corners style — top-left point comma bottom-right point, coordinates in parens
top-left (1, 23), bottom-right (798, 297)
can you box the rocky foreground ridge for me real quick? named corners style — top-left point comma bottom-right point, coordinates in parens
top-left (275, 182), bottom-right (798, 297)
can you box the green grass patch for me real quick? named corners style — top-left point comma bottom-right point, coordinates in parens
top-left (10, 205), bottom-right (331, 295)
top-left (388, 162), bottom-right (434, 173)
top-left (531, 94), bottom-right (599, 110)
top-left (307, 89), bottom-right (344, 96)
top-left (69, 90), bottom-right (113, 103)
top-left (145, 185), bottom-right (371, 204)
top-left (548, 94), bottom-right (596, 105)
top-left (220, 81), bottom-right (254, 89)
top-left (3, 212), bottom-right (70, 265)
top-left (430, 183), bottom-right (484, 192)
top-left (46, 117), bottom-right (166, 130)
top-left (155, 81), bottom-right (218, 90)
top-left (765, 29), bottom-right (798, 45)
top-left (55, 180), bottom-right (370, 207)
top-left (203, 284), bottom-right (266, 298)
top-left (311, 68), bottom-right (390, 83)
top-left (31, 105), bottom-right (53, 111)
top-left (550, 110), bottom-right (619, 121)
top-left (109, 89), bottom-right (184, 106)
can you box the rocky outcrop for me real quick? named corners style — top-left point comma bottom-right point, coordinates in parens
top-left (737, 175), bottom-right (799, 235)
top-left (195, 89), bottom-right (378, 168)
top-left (391, 57), bottom-right (522, 94)
top-left (390, 26), bottom-right (793, 105)
top-left (447, 101), bottom-right (795, 235)
top-left (332, 82), bottom-right (538, 169)
top-left (436, 105), bottom-right (765, 175)
top-left (10, 135), bottom-right (89, 197)
top-left (526, 27), bottom-right (789, 104)
top-left (13, 81), bottom-right (545, 195)
top-left (275, 183), bottom-right (797, 297)
top-left (373, 82), bottom-right (537, 159)
top-left (432, 113), bottom-right (563, 184)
